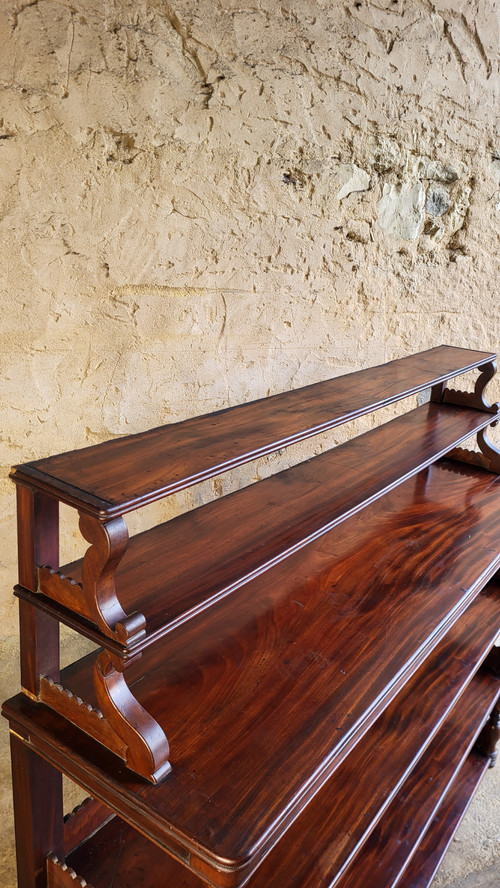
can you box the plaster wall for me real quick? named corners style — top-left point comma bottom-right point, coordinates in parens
top-left (1, 1), bottom-right (499, 886)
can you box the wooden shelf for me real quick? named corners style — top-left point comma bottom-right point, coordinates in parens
top-left (4, 345), bottom-right (500, 888)
top-left (397, 752), bottom-right (490, 888)
top-left (334, 680), bottom-right (500, 888)
top-left (11, 346), bottom-right (496, 517)
top-left (5, 469), bottom-right (500, 885)
top-left (18, 401), bottom-right (499, 652)
top-left (21, 587), bottom-right (499, 888)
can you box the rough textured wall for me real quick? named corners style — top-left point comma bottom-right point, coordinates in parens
top-left (0, 1), bottom-right (500, 884)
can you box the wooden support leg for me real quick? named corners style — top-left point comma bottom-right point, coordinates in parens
top-left (10, 731), bottom-right (63, 888)
top-left (475, 706), bottom-right (500, 768)
top-left (16, 486), bottom-right (60, 696)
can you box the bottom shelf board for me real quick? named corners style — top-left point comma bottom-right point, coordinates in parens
top-left (56, 672), bottom-right (499, 888)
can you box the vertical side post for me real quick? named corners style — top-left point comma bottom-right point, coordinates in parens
top-left (10, 731), bottom-right (64, 888)
top-left (16, 485), bottom-right (60, 696)
top-left (475, 706), bottom-right (500, 768)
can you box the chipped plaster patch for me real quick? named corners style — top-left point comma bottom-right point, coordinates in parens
top-left (377, 182), bottom-right (426, 240)
top-left (337, 164), bottom-right (370, 201)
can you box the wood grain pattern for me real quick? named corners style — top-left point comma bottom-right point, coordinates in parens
top-left (55, 460), bottom-right (500, 871)
top-left (237, 583), bottom-right (500, 888)
top-left (397, 753), bottom-right (489, 888)
top-left (334, 676), bottom-right (500, 888)
top-left (5, 460), bottom-right (500, 885)
top-left (10, 731), bottom-right (64, 888)
top-left (8, 657), bottom-right (499, 888)
top-left (28, 402), bottom-right (500, 652)
top-left (11, 346), bottom-right (496, 516)
top-left (5, 346), bottom-right (500, 888)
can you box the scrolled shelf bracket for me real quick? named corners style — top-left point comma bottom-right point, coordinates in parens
top-left (432, 360), bottom-right (500, 415)
top-left (93, 651), bottom-right (171, 784)
top-left (37, 512), bottom-right (146, 648)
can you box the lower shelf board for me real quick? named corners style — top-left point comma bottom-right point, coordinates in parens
top-left (334, 698), bottom-right (499, 888)
top-left (54, 668), bottom-right (499, 888)
top-left (398, 751), bottom-right (489, 888)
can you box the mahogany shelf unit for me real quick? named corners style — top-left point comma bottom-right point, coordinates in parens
top-left (3, 344), bottom-right (500, 888)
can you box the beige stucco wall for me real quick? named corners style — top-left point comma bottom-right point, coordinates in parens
top-left (1, 1), bottom-right (499, 886)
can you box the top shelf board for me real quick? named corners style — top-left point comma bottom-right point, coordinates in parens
top-left (11, 345), bottom-right (496, 517)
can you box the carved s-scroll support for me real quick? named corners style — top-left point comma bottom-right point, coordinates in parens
top-left (475, 706), bottom-right (500, 768)
top-left (477, 427), bottom-right (500, 473)
top-left (38, 513), bottom-right (147, 646)
top-left (80, 513), bottom-right (147, 646)
top-left (93, 651), bottom-right (171, 784)
top-left (432, 360), bottom-right (500, 415)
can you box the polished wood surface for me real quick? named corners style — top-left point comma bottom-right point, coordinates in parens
top-left (11, 346), bottom-right (496, 516)
top-left (334, 676), bottom-right (500, 888)
top-left (28, 402), bottom-right (499, 650)
top-left (8, 655), bottom-right (499, 888)
top-left (397, 753), bottom-right (489, 888)
top-left (5, 346), bottom-right (500, 888)
top-left (58, 461), bottom-right (500, 876)
top-left (6, 460), bottom-right (500, 885)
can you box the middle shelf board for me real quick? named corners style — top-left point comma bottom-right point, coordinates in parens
top-left (27, 401), bottom-right (498, 650)
top-left (9, 458), bottom-right (500, 887)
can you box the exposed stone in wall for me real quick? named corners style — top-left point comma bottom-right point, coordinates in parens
top-left (378, 182), bottom-right (426, 240)
top-left (337, 164), bottom-right (371, 201)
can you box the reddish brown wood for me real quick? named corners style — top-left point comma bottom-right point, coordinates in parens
top-left (477, 425), bottom-right (500, 472)
top-left (397, 753), bottom-right (489, 888)
top-left (17, 486), bottom-right (60, 696)
top-left (11, 346), bottom-right (496, 517)
top-left (46, 855), bottom-right (92, 888)
top-left (52, 459), bottom-right (500, 831)
top-left (36, 514), bottom-right (144, 645)
top-left (4, 461), bottom-right (500, 882)
top-left (65, 817), bottom-right (201, 888)
top-left (4, 346), bottom-right (500, 888)
top-left (93, 651), bottom-right (171, 783)
top-left (38, 675), bottom-right (127, 761)
top-left (475, 705), bottom-right (500, 767)
top-left (10, 730), bottom-right (63, 888)
top-left (66, 816), bottom-right (200, 888)
top-left (434, 359), bottom-right (500, 414)
top-left (22, 402), bottom-right (500, 654)
top-left (334, 676), bottom-right (500, 888)
top-left (63, 796), bottom-right (114, 856)
top-left (6, 663), bottom-right (499, 888)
